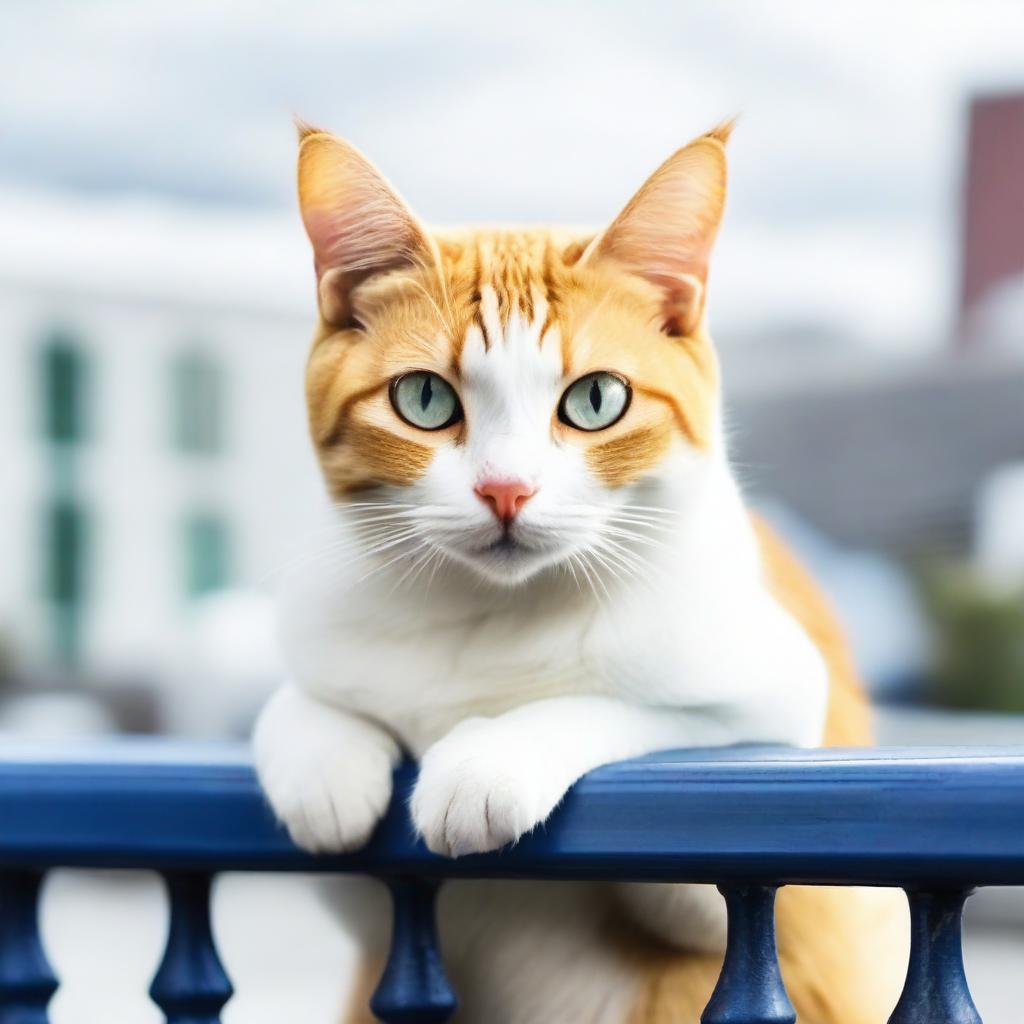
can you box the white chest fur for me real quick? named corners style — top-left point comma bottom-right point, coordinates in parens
top-left (275, 458), bottom-right (827, 757)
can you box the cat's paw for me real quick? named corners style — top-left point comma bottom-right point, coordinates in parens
top-left (253, 687), bottom-right (398, 854)
top-left (411, 718), bottom-right (566, 858)
top-left (257, 736), bottom-right (394, 854)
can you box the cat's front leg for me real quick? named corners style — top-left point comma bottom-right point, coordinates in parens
top-left (253, 684), bottom-right (400, 853)
top-left (411, 696), bottom-right (702, 858)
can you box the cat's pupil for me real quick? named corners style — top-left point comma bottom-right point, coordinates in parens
top-left (420, 375), bottom-right (433, 411)
top-left (589, 378), bottom-right (602, 413)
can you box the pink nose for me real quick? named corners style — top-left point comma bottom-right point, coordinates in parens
top-left (475, 479), bottom-right (537, 522)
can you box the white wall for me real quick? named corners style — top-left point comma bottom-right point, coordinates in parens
top-left (0, 276), bottom-right (324, 690)
top-left (0, 288), bottom-right (51, 663)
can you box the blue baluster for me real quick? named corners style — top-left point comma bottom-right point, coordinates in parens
top-left (0, 871), bottom-right (57, 1024)
top-left (370, 878), bottom-right (457, 1024)
top-left (149, 872), bottom-right (233, 1024)
top-left (888, 888), bottom-right (981, 1024)
top-left (702, 884), bottom-right (795, 1024)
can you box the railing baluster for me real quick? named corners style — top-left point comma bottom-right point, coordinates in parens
top-left (888, 888), bottom-right (981, 1024)
top-left (701, 884), bottom-right (795, 1024)
top-left (0, 871), bottom-right (57, 1024)
top-left (370, 878), bottom-right (457, 1024)
top-left (149, 872), bottom-right (232, 1024)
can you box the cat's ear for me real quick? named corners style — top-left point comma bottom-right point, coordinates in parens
top-left (582, 121), bottom-right (733, 337)
top-left (297, 124), bottom-right (436, 327)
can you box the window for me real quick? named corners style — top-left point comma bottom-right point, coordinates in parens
top-left (41, 329), bottom-right (87, 443)
top-left (183, 512), bottom-right (230, 598)
top-left (172, 350), bottom-right (223, 455)
top-left (44, 499), bottom-right (87, 665)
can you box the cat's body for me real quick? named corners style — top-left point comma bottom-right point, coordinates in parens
top-left (254, 125), bottom-right (907, 1022)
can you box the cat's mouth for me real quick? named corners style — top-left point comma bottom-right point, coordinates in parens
top-left (430, 517), bottom-right (577, 584)
top-left (456, 524), bottom-right (565, 583)
top-left (478, 533), bottom-right (527, 555)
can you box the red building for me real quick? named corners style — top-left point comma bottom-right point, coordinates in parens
top-left (960, 93), bottom-right (1024, 338)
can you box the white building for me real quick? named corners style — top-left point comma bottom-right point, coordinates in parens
top-left (0, 189), bottom-right (325, 712)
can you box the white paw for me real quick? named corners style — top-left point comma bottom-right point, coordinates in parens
top-left (257, 737), bottom-right (393, 854)
top-left (253, 687), bottom-right (398, 854)
top-left (410, 718), bottom-right (567, 858)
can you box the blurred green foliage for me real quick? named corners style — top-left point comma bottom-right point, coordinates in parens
top-left (920, 563), bottom-right (1024, 713)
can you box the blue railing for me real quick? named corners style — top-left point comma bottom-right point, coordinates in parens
top-left (0, 741), bottom-right (1022, 1023)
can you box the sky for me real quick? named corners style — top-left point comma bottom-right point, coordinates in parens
top-left (3, 1), bottom-right (1024, 349)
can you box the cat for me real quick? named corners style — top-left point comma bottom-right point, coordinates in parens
top-left (253, 121), bottom-right (907, 1023)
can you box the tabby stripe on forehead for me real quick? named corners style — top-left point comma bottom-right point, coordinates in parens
top-left (468, 242), bottom-right (491, 352)
top-left (539, 239), bottom-right (560, 344)
top-left (518, 267), bottom-right (535, 323)
top-left (476, 310), bottom-right (492, 351)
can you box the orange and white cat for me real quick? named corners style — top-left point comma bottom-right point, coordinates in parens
top-left (254, 122), bottom-right (906, 1023)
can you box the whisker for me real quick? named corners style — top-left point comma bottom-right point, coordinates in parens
top-left (304, 527), bottom-right (423, 580)
top-left (600, 525), bottom-right (668, 548)
top-left (587, 546), bottom-right (630, 588)
top-left (569, 552), bottom-right (598, 603)
top-left (577, 548), bottom-right (612, 603)
top-left (355, 540), bottom-right (430, 585)
top-left (387, 543), bottom-right (438, 596)
top-left (345, 511), bottom-right (422, 525)
top-left (260, 530), bottom-right (384, 584)
top-left (335, 501), bottom-right (419, 511)
top-left (347, 522), bottom-right (425, 544)
top-left (618, 504), bottom-right (681, 517)
top-left (594, 536), bottom-right (662, 591)
top-left (350, 528), bottom-right (421, 559)
top-left (612, 519), bottom-right (679, 535)
top-left (563, 555), bottom-right (584, 595)
top-left (317, 522), bottom-right (420, 552)
top-left (424, 547), bottom-right (448, 591)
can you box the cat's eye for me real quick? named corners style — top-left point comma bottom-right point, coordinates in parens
top-left (559, 372), bottom-right (631, 431)
top-left (390, 371), bottom-right (463, 431)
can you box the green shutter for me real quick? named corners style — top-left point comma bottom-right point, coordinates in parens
top-left (44, 499), bottom-right (87, 665)
top-left (41, 331), bottom-right (87, 443)
top-left (184, 513), bottom-right (230, 598)
top-left (173, 351), bottom-right (224, 454)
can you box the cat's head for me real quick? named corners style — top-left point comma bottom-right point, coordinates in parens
top-left (298, 122), bottom-right (731, 586)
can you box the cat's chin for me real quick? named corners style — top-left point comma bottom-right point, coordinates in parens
top-left (445, 539), bottom-right (571, 588)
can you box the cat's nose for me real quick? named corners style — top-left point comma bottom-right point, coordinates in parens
top-left (475, 479), bottom-right (537, 522)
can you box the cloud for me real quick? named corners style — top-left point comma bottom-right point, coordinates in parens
top-left (2, 1), bottom-right (1022, 344)
top-left (5, 1), bottom-right (1019, 216)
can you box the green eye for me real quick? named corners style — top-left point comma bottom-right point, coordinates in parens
top-left (390, 371), bottom-right (462, 430)
top-left (559, 372), bottom-right (631, 431)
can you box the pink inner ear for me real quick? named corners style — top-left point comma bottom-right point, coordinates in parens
top-left (584, 214), bottom-right (714, 336)
top-left (583, 136), bottom-right (726, 336)
top-left (304, 197), bottom-right (413, 281)
top-left (302, 209), bottom-right (341, 280)
top-left (300, 173), bottom-right (432, 327)
top-left (649, 272), bottom-right (705, 337)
